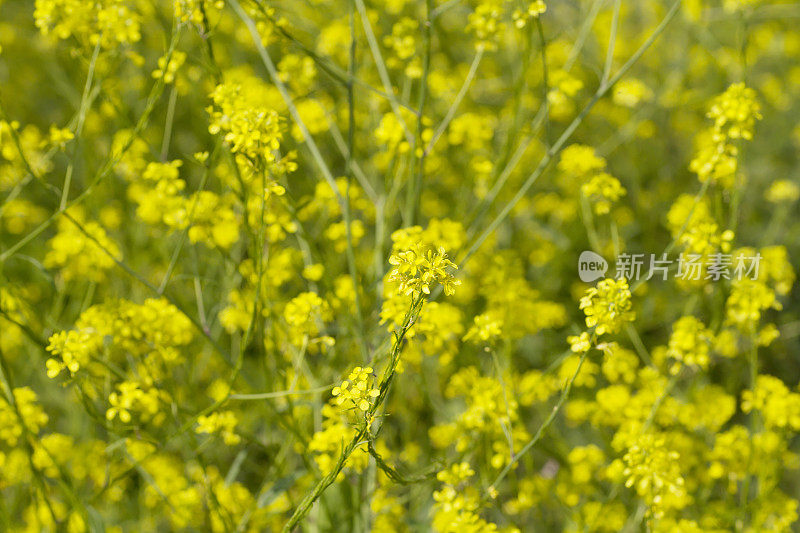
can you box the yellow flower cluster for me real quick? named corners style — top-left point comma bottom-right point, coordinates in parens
top-left (384, 18), bottom-right (421, 78)
top-left (332, 366), bottom-right (380, 412)
top-left (208, 81), bottom-right (285, 164)
top-left (34, 0), bottom-right (141, 49)
top-left (725, 278), bottom-right (780, 332)
top-left (45, 330), bottom-right (101, 377)
top-left (512, 1), bottom-right (546, 29)
top-left (283, 291), bottom-right (333, 348)
top-left (708, 82), bottom-right (762, 141)
top-left (129, 159), bottom-right (240, 249)
top-left (467, 1), bottom-right (504, 51)
top-left (742, 375), bottom-right (800, 431)
top-left (619, 433), bottom-right (687, 519)
top-left (665, 316), bottom-right (714, 374)
top-left (196, 410), bottom-right (241, 445)
top-left (106, 379), bottom-right (170, 426)
top-left (579, 277), bottom-right (635, 335)
top-left (559, 144), bottom-right (627, 215)
top-left (1, 199), bottom-right (47, 234)
top-left (174, 0), bottom-right (224, 26)
top-left (432, 462), bottom-right (501, 532)
top-left (690, 83), bottom-right (761, 188)
top-left (308, 402), bottom-right (371, 477)
top-left (152, 50), bottom-right (187, 84)
top-left (431, 366), bottom-right (531, 471)
top-left (46, 298), bottom-right (193, 379)
top-left (0, 387), bottom-right (49, 447)
top-left (613, 78), bottom-right (653, 108)
top-left (666, 194), bottom-right (734, 258)
top-left (463, 312), bottom-right (503, 344)
top-left (388, 244), bottom-right (460, 297)
top-left (44, 210), bottom-right (121, 282)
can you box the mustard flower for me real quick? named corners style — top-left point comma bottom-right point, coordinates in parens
top-left (0, 387), bottom-right (49, 446)
top-left (581, 172), bottom-right (627, 215)
top-left (513, 1), bottom-right (546, 28)
top-left (196, 411), bottom-right (241, 446)
top-left (567, 332), bottom-right (592, 353)
top-left (742, 375), bottom-right (800, 431)
top-left (463, 313), bottom-right (503, 344)
top-left (665, 316), bottom-right (715, 374)
top-left (579, 277), bottom-right (635, 335)
top-left (725, 279), bottom-right (780, 331)
top-left (613, 79), bottom-right (653, 108)
top-left (765, 180), bottom-right (800, 204)
top-left (207, 82), bottom-right (285, 162)
top-left (283, 292), bottom-right (332, 347)
top-left (152, 51), bottom-right (187, 84)
top-left (45, 329), bottom-right (102, 377)
top-left (388, 244), bottom-right (460, 297)
top-left (432, 462), bottom-right (499, 532)
top-left (332, 366), bottom-right (380, 412)
top-left (34, 0), bottom-right (142, 50)
top-left (558, 144), bottom-right (606, 178)
top-left (619, 433), bottom-right (687, 518)
top-left (174, 0), bottom-right (224, 26)
top-left (106, 380), bottom-right (170, 426)
top-left (467, 1), bottom-right (504, 52)
top-left (707, 82), bottom-right (762, 141)
top-left (44, 211), bottom-right (121, 282)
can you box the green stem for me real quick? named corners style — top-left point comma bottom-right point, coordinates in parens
top-left (60, 41), bottom-right (102, 211)
top-left (486, 345), bottom-right (590, 496)
top-left (281, 295), bottom-right (424, 532)
top-left (406, 0), bottom-right (435, 225)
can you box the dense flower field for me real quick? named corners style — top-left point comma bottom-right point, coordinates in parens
top-left (1, 0), bottom-right (799, 530)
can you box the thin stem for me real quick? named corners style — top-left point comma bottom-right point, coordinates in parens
top-left (487, 348), bottom-right (590, 496)
top-left (422, 48), bottom-right (484, 157)
top-left (160, 84), bottom-right (179, 160)
top-left (602, 0), bottom-right (622, 85)
top-left (229, 0), bottom-right (342, 208)
top-left (344, 0), bottom-right (369, 361)
top-left (353, 0), bottom-right (415, 145)
top-left (406, 0), bottom-right (436, 225)
top-left (158, 141), bottom-right (221, 294)
top-left (60, 41), bottom-right (102, 210)
top-left (281, 295), bottom-right (425, 532)
top-left (229, 385), bottom-right (333, 400)
top-left (250, 0), bottom-right (419, 116)
top-left (535, 17), bottom-right (552, 146)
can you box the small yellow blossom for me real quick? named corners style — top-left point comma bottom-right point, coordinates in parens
top-left (388, 244), bottom-right (460, 297)
top-left (196, 411), bottom-right (241, 445)
top-left (332, 367), bottom-right (380, 412)
top-left (579, 278), bottom-right (635, 335)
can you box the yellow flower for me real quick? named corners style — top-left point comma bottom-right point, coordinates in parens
top-left (463, 313), bottom-right (503, 344)
top-left (568, 332), bottom-right (592, 353)
top-left (620, 433), bottom-right (687, 518)
top-left (665, 316), bottom-right (715, 374)
top-left (707, 82), bottom-right (761, 141)
top-left (579, 278), bottom-right (635, 335)
top-left (332, 367), bottom-right (380, 412)
top-left (207, 81), bottom-right (285, 162)
top-left (196, 411), bottom-right (241, 445)
top-left (388, 244), bottom-right (460, 297)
